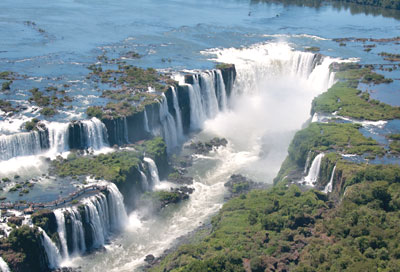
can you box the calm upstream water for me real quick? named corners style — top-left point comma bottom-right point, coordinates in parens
top-left (1, 0), bottom-right (400, 271)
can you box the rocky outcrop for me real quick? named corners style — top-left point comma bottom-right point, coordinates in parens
top-left (187, 137), bottom-right (228, 155)
top-left (0, 226), bottom-right (50, 272)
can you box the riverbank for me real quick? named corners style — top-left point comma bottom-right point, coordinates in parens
top-left (148, 61), bottom-right (400, 271)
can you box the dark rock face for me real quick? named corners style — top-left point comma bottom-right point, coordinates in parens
top-left (68, 121), bottom-right (86, 149)
top-left (145, 254), bottom-right (156, 264)
top-left (31, 209), bottom-right (58, 235)
top-left (187, 137), bottom-right (228, 155)
top-left (8, 216), bottom-right (24, 226)
top-left (176, 85), bottom-right (191, 134)
top-left (219, 64), bottom-right (236, 98)
top-left (0, 226), bottom-right (50, 272)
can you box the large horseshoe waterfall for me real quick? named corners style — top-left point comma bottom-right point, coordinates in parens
top-left (2, 1), bottom-right (398, 271)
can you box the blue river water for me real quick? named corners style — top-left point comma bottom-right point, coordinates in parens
top-left (0, 0), bottom-right (400, 122)
top-left (0, 1), bottom-right (400, 271)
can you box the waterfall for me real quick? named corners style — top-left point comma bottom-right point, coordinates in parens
top-left (187, 80), bottom-right (206, 130)
top-left (67, 207), bottom-right (86, 255)
top-left (106, 183), bottom-right (128, 231)
top-left (215, 70), bottom-right (228, 111)
top-left (323, 165), bottom-right (336, 194)
top-left (144, 157), bottom-right (160, 187)
top-left (159, 93), bottom-right (178, 152)
top-left (123, 117), bottom-right (129, 144)
top-left (0, 257), bottom-right (10, 272)
top-left (303, 151), bottom-right (312, 174)
top-left (46, 122), bottom-right (70, 155)
top-left (54, 209), bottom-right (69, 259)
top-left (39, 227), bottom-right (62, 269)
top-left (199, 71), bottom-right (219, 118)
top-left (303, 153), bottom-right (325, 186)
top-left (140, 169), bottom-right (149, 191)
top-left (171, 86), bottom-right (184, 141)
top-left (0, 131), bottom-right (43, 160)
top-left (143, 109), bottom-right (151, 133)
top-left (81, 117), bottom-right (109, 150)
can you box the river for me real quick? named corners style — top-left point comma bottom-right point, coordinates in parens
top-left (0, 0), bottom-right (399, 271)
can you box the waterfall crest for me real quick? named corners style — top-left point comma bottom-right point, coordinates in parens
top-left (323, 165), bottom-right (336, 193)
top-left (54, 209), bottom-right (69, 259)
top-left (0, 257), bottom-right (10, 272)
top-left (0, 130), bottom-right (44, 160)
top-left (50, 182), bottom-right (128, 262)
top-left (81, 117), bottom-right (109, 150)
top-left (144, 157), bottom-right (160, 187)
top-left (303, 153), bottom-right (325, 186)
top-left (159, 94), bottom-right (178, 152)
top-left (171, 86), bottom-right (184, 141)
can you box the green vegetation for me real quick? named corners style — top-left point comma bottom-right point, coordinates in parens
top-left (311, 63), bottom-right (399, 120)
top-left (379, 52), bottom-right (400, 61)
top-left (387, 134), bottom-right (400, 154)
top-left (53, 150), bottom-right (142, 185)
top-left (150, 185), bottom-right (328, 272)
top-left (0, 71), bottom-right (12, 80)
top-left (1, 81), bottom-right (12, 91)
top-left (86, 106), bottom-right (103, 119)
top-left (216, 63), bottom-right (235, 70)
top-left (288, 122), bottom-right (384, 166)
top-left (24, 118), bottom-right (40, 131)
top-left (28, 87), bottom-right (72, 117)
top-left (0, 99), bottom-right (17, 113)
top-left (305, 46), bottom-right (320, 52)
top-left (52, 137), bottom-right (166, 186)
top-left (151, 161), bottom-right (400, 271)
top-left (0, 225), bottom-right (48, 272)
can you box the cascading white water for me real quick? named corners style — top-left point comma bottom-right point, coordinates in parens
top-left (81, 117), bottom-right (109, 150)
top-left (0, 257), bottom-right (10, 272)
top-left (323, 165), bottom-right (336, 193)
top-left (84, 197), bottom-right (106, 248)
top-left (46, 122), bottom-right (70, 155)
top-left (123, 117), bottom-right (129, 144)
top-left (199, 71), bottom-right (220, 118)
top-left (143, 157), bottom-right (160, 187)
top-left (106, 183), bottom-right (128, 231)
top-left (66, 207), bottom-right (86, 255)
top-left (39, 227), bottom-right (62, 269)
top-left (140, 169), bottom-right (149, 191)
top-left (73, 41), bottom-right (340, 272)
top-left (159, 93), bottom-right (178, 152)
top-left (303, 153), bottom-right (325, 186)
top-left (304, 151), bottom-right (312, 174)
top-left (143, 109), bottom-right (151, 133)
top-left (187, 80), bottom-right (207, 130)
top-left (0, 130), bottom-right (43, 160)
top-left (215, 70), bottom-right (228, 111)
top-left (54, 209), bottom-right (70, 259)
top-left (171, 86), bottom-right (184, 141)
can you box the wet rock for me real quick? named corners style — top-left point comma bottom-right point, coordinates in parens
top-left (187, 137), bottom-right (228, 155)
top-left (8, 216), bottom-right (24, 226)
top-left (145, 254), bottom-right (156, 264)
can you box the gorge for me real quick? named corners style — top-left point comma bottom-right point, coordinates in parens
top-left (1, 0), bottom-right (400, 271)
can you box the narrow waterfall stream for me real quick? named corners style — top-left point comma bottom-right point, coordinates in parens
top-left (71, 42), bottom-right (337, 271)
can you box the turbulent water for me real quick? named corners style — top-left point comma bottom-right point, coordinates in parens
top-left (303, 153), bottom-right (325, 186)
top-left (1, 0), bottom-right (400, 271)
top-left (71, 43), bottom-right (338, 271)
top-left (0, 257), bottom-right (10, 272)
